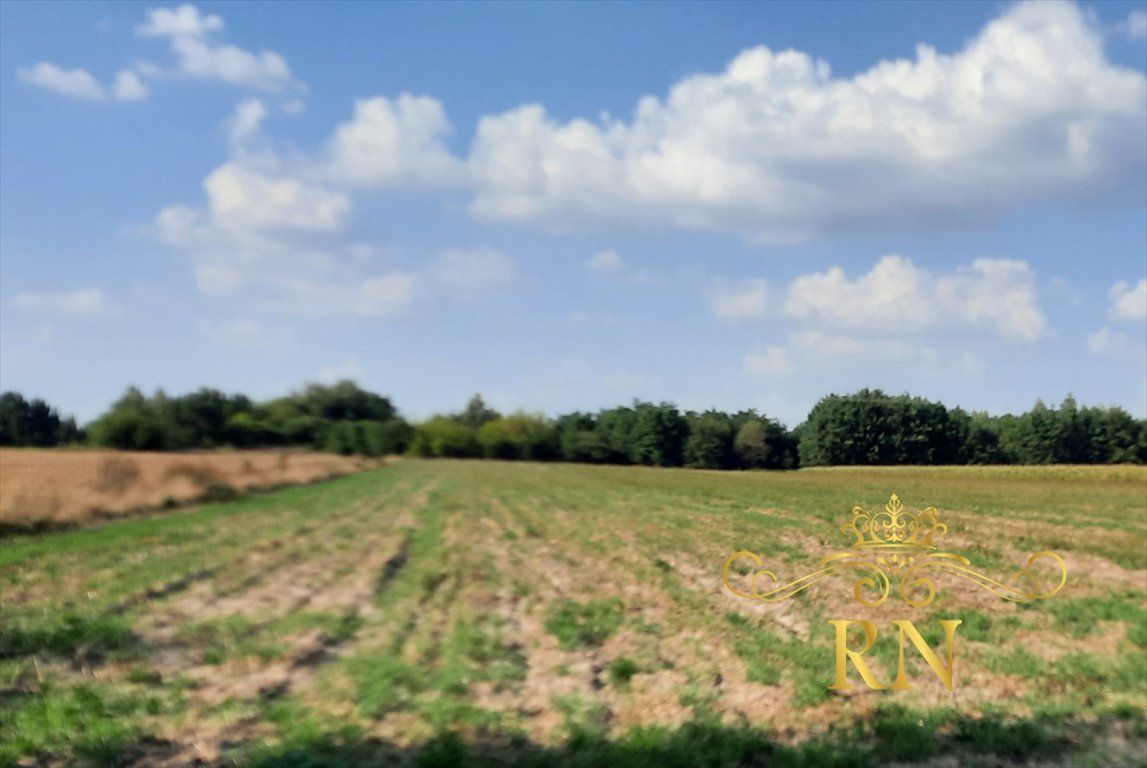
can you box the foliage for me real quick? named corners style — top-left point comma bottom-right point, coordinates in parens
top-left (80, 380), bottom-right (410, 457)
top-left (409, 417), bottom-right (481, 458)
top-left (477, 413), bottom-right (558, 460)
top-left (6, 383), bottom-right (1145, 468)
top-left (0, 391), bottom-right (83, 447)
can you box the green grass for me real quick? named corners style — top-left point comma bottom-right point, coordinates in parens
top-left (1, 460), bottom-right (1144, 767)
top-left (544, 598), bottom-right (625, 650)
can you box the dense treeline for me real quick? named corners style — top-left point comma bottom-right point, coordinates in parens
top-left (1, 385), bottom-right (1144, 467)
top-left (0, 392), bottom-right (83, 447)
top-left (798, 389), bottom-right (1147, 466)
top-left (408, 397), bottom-right (798, 469)
top-left (3, 381), bottom-right (413, 457)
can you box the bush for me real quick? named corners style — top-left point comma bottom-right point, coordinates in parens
top-left (408, 417), bottom-right (480, 458)
top-left (477, 413), bottom-right (558, 461)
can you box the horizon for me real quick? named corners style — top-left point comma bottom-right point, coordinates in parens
top-left (2, 0), bottom-right (1145, 427)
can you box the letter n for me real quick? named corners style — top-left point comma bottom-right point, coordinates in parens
top-left (891, 619), bottom-right (962, 691)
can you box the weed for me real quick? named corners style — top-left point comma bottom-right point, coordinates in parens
top-left (607, 657), bottom-right (640, 689)
top-left (545, 598), bottom-right (625, 650)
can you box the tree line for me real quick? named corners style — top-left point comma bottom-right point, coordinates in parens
top-left (1, 384), bottom-right (1144, 467)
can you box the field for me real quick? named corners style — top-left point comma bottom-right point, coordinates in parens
top-left (0, 449), bottom-right (379, 530)
top-left (1, 460), bottom-right (1145, 767)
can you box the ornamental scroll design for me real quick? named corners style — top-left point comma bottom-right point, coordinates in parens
top-left (723, 494), bottom-right (1067, 609)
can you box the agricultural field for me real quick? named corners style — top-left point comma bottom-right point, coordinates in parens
top-left (0, 449), bottom-right (380, 531)
top-left (0, 460), bottom-right (1144, 767)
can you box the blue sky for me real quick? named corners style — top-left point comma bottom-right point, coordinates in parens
top-left (1, 0), bottom-right (1145, 427)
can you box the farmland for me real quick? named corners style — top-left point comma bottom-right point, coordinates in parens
top-left (0, 449), bottom-right (379, 531)
top-left (1, 460), bottom-right (1144, 767)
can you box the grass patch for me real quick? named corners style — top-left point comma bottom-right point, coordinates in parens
top-left (0, 612), bottom-right (134, 659)
top-left (545, 598), bottom-right (625, 650)
top-left (607, 657), bottom-right (640, 690)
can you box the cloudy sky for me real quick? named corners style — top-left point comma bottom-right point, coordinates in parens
top-left (1, 1), bottom-right (1145, 426)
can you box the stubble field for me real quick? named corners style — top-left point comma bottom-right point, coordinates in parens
top-left (1, 459), bottom-right (1144, 767)
top-left (0, 449), bottom-right (378, 531)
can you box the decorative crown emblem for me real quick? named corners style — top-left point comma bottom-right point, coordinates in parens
top-left (842, 493), bottom-right (945, 551)
top-left (723, 492), bottom-right (1067, 608)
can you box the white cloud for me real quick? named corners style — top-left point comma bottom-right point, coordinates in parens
top-left (135, 4), bottom-right (301, 93)
top-left (462, 0), bottom-right (1145, 240)
top-left (281, 98), bottom-right (306, 115)
top-left (743, 346), bottom-right (792, 376)
top-left (13, 288), bottom-right (109, 315)
top-left (167, 35), bottom-right (296, 92)
top-left (21, 5), bottom-right (290, 102)
top-left (325, 95), bottom-right (466, 187)
top-left (19, 64), bottom-right (150, 102)
top-left (202, 163), bottom-right (349, 232)
top-left (710, 279), bottom-right (768, 320)
top-left (112, 69), bottom-right (149, 100)
top-left (1086, 326), bottom-right (1146, 362)
top-left (431, 248), bottom-right (515, 287)
top-left (1115, 9), bottom-right (1147, 40)
top-left (18, 63), bottom-right (105, 100)
top-left (136, 5), bottom-right (223, 38)
top-left (228, 98), bottom-right (267, 145)
top-left (587, 249), bottom-right (623, 271)
top-left (1109, 278), bottom-right (1147, 320)
top-left (783, 255), bottom-right (1046, 341)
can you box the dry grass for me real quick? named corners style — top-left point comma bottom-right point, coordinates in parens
top-left (0, 448), bottom-right (381, 527)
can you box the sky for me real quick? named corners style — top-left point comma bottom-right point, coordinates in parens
top-left (1, 0), bottom-right (1145, 428)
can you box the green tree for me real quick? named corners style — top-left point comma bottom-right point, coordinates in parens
top-left (455, 394), bottom-right (500, 430)
top-left (684, 411), bottom-right (735, 469)
top-left (629, 402), bottom-right (688, 467)
top-left (477, 413), bottom-right (558, 460)
top-left (409, 417), bottom-right (481, 458)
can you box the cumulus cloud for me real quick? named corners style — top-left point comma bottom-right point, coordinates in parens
top-left (18, 63), bottom-right (106, 100)
top-left (324, 95), bottom-right (466, 186)
top-left (19, 5), bottom-right (294, 101)
top-left (436, 1), bottom-right (1146, 240)
top-left (201, 163), bottom-right (349, 232)
top-left (13, 288), bottom-right (109, 315)
top-left (136, 5), bottom-right (223, 38)
top-left (135, 4), bottom-right (301, 93)
top-left (587, 250), bottom-right (623, 271)
top-left (431, 248), bottom-right (515, 287)
top-left (112, 70), bottom-right (150, 100)
top-left (228, 98), bottom-right (267, 145)
top-left (710, 279), bottom-right (768, 320)
top-left (166, 35), bottom-right (296, 92)
top-left (1086, 326), bottom-right (1145, 364)
top-left (783, 255), bottom-right (1046, 341)
top-left (1109, 278), bottom-right (1147, 320)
